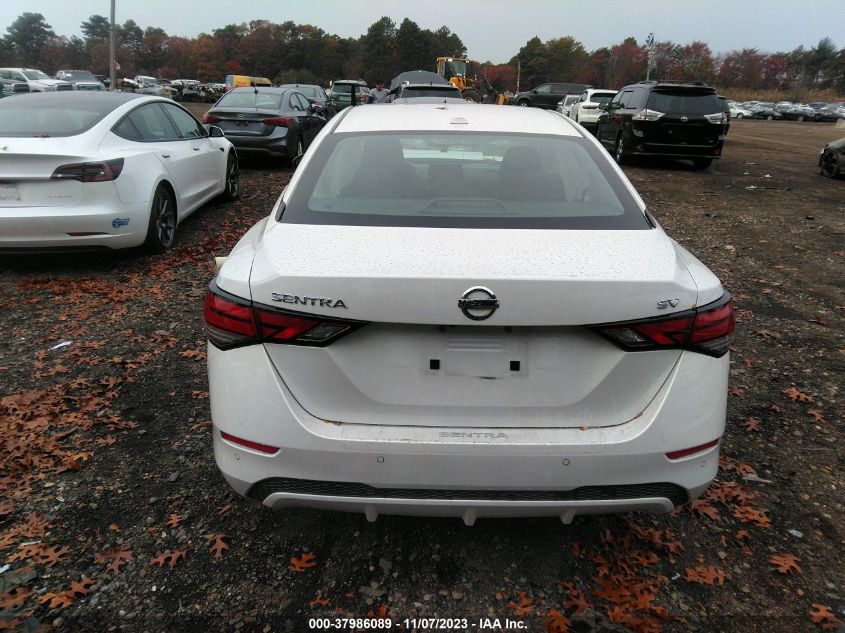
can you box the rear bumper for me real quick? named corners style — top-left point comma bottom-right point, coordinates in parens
top-left (223, 131), bottom-right (290, 156)
top-left (0, 195), bottom-right (149, 250)
top-left (209, 343), bottom-right (728, 523)
top-left (633, 142), bottom-right (723, 159)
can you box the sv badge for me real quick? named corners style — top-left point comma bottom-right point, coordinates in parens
top-left (657, 298), bottom-right (680, 310)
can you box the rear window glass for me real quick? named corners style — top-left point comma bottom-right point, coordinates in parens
top-left (591, 93), bottom-right (615, 104)
top-left (216, 91), bottom-right (282, 109)
top-left (400, 87), bottom-right (461, 98)
top-left (0, 97), bottom-right (111, 137)
top-left (332, 84), bottom-right (360, 94)
top-left (62, 71), bottom-right (96, 81)
top-left (283, 132), bottom-right (649, 230)
top-left (647, 90), bottom-right (722, 115)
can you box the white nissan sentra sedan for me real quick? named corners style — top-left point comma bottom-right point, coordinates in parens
top-left (0, 92), bottom-right (239, 252)
top-left (206, 103), bottom-right (734, 525)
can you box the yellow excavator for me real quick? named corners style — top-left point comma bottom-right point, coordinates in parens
top-left (435, 56), bottom-right (508, 105)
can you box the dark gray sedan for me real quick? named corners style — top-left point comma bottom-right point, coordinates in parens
top-left (202, 87), bottom-right (326, 161)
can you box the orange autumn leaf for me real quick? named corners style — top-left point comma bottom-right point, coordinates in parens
top-left (0, 587), bottom-right (33, 609)
top-left (38, 592), bottom-right (74, 609)
top-left (508, 590), bottom-right (535, 617)
top-left (310, 596), bottom-right (331, 607)
top-left (166, 514), bottom-right (183, 528)
top-left (732, 506), bottom-right (771, 527)
top-left (216, 503), bottom-right (233, 516)
top-left (68, 577), bottom-right (95, 596)
top-left (683, 566), bottom-right (725, 586)
top-left (150, 549), bottom-right (187, 569)
top-left (367, 604), bottom-right (389, 619)
top-left (734, 530), bottom-right (750, 541)
top-left (744, 417), bottom-right (761, 432)
top-left (96, 547), bottom-right (134, 574)
top-left (545, 608), bottom-right (571, 633)
top-left (208, 533), bottom-right (230, 561)
top-left (689, 500), bottom-right (721, 521)
top-left (782, 387), bottom-right (813, 403)
top-left (770, 553), bottom-right (801, 574)
top-left (727, 385), bottom-right (745, 396)
top-left (288, 551), bottom-right (317, 572)
top-left (809, 603), bottom-right (841, 630)
top-left (806, 409), bottom-right (825, 422)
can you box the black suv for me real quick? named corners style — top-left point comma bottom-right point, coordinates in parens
top-left (595, 80), bottom-right (727, 169)
top-left (513, 82), bottom-right (592, 109)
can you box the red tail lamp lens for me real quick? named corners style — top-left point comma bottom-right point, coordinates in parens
top-left (666, 438), bottom-right (719, 460)
top-left (220, 431), bottom-right (279, 455)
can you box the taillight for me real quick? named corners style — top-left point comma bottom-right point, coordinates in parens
top-left (666, 438), bottom-right (719, 460)
top-left (202, 114), bottom-right (221, 123)
top-left (632, 108), bottom-right (665, 121)
top-left (593, 293), bottom-right (735, 357)
top-left (204, 284), bottom-right (363, 350)
top-left (51, 158), bottom-right (124, 182)
top-left (261, 117), bottom-right (292, 127)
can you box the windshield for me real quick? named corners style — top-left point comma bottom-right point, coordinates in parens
top-left (332, 84), bottom-right (362, 94)
top-left (139, 76), bottom-right (158, 85)
top-left (0, 96), bottom-right (113, 137)
top-left (647, 90), bottom-right (722, 115)
top-left (23, 70), bottom-right (50, 80)
top-left (444, 60), bottom-right (467, 77)
top-left (63, 71), bottom-right (96, 81)
top-left (216, 90), bottom-right (283, 110)
top-left (284, 132), bottom-right (648, 230)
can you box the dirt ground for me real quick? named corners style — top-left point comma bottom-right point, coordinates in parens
top-left (1, 116), bottom-right (843, 633)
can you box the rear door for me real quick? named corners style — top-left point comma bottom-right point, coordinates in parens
top-left (118, 103), bottom-right (205, 210)
top-left (161, 102), bottom-right (222, 203)
top-left (645, 89), bottom-right (724, 146)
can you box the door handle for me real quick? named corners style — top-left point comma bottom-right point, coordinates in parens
top-left (161, 154), bottom-right (170, 158)
top-left (193, 147), bottom-right (200, 151)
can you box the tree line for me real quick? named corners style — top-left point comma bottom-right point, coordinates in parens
top-left (1, 12), bottom-right (843, 96)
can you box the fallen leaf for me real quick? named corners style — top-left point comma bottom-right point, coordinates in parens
top-left (689, 500), bottom-right (721, 521)
top-left (0, 587), bottom-right (33, 609)
top-left (68, 577), bottom-right (95, 596)
top-left (545, 608), bottom-right (571, 633)
top-left (809, 603), bottom-right (841, 630)
top-left (728, 385), bottom-right (745, 397)
top-left (770, 553), bottom-right (801, 574)
top-left (38, 592), bottom-right (74, 609)
top-left (310, 596), bottom-right (331, 607)
top-left (288, 551), bottom-right (317, 572)
top-left (734, 530), bottom-right (750, 541)
top-left (217, 503), bottom-right (233, 516)
top-left (208, 533), bottom-right (230, 561)
top-left (108, 523), bottom-right (120, 531)
top-left (732, 506), bottom-right (771, 527)
top-left (806, 409), bottom-right (825, 422)
top-left (96, 547), bottom-right (134, 574)
top-left (683, 566), bottom-right (725, 586)
top-left (782, 387), bottom-right (813, 403)
top-left (166, 514), bottom-right (183, 528)
top-left (744, 417), bottom-right (761, 432)
top-left (367, 604), bottom-right (389, 619)
top-left (150, 549), bottom-right (187, 569)
top-left (508, 590), bottom-right (535, 617)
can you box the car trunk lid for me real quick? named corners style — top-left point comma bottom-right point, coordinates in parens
top-left (246, 223), bottom-right (698, 428)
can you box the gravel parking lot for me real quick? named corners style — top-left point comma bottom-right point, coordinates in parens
top-left (1, 117), bottom-right (843, 633)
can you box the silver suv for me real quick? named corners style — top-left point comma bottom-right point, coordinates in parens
top-left (0, 68), bottom-right (71, 92)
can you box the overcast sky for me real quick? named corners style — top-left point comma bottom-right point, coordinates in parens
top-left (2, 0), bottom-right (842, 63)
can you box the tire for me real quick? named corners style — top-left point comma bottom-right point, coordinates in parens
top-left (221, 152), bottom-right (240, 201)
top-left (820, 148), bottom-right (841, 178)
top-left (517, 99), bottom-right (530, 107)
top-left (143, 185), bottom-right (177, 253)
top-left (797, 115), bottom-right (804, 122)
top-left (735, 113), bottom-right (744, 119)
top-left (292, 137), bottom-right (305, 163)
top-left (691, 158), bottom-right (713, 170)
top-left (614, 134), bottom-right (630, 165)
top-left (766, 115), bottom-right (774, 120)
top-left (462, 89), bottom-right (482, 103)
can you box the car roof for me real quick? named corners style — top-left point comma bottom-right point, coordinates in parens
top-left (333, 103), bottom-right (582, 136)
top-left (10, 91), bottom-right (146, 106)
top-left (229, 86), bottom-right (289, 94)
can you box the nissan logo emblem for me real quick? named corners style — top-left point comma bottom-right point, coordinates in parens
top-left (680, 115), bottom-right (689, 122)
top-left (458, 286), bottom-right (499, 321)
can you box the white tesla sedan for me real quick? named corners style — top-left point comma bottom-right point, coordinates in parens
top-left (0, 92), bottom-right (239, 252)
top-left (206, 104), bottom-right (734, 525)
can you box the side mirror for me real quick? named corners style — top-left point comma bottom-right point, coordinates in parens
top-left (206, 125), bottom-right (225, 138)
top-left (532, 89), bottom-right (537, 94)
top-left (598, 103), bottom-right (609, 111)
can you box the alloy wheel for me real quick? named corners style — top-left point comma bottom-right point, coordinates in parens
top-left (155, 191), bottom-right (175, 248)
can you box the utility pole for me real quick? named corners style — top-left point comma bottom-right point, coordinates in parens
top-left (109, 0), bottom-right (116, 91)
top-left (645, 33), bottom-right (655, 81)
top-left (516, 59), bottom-right (520, 94)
